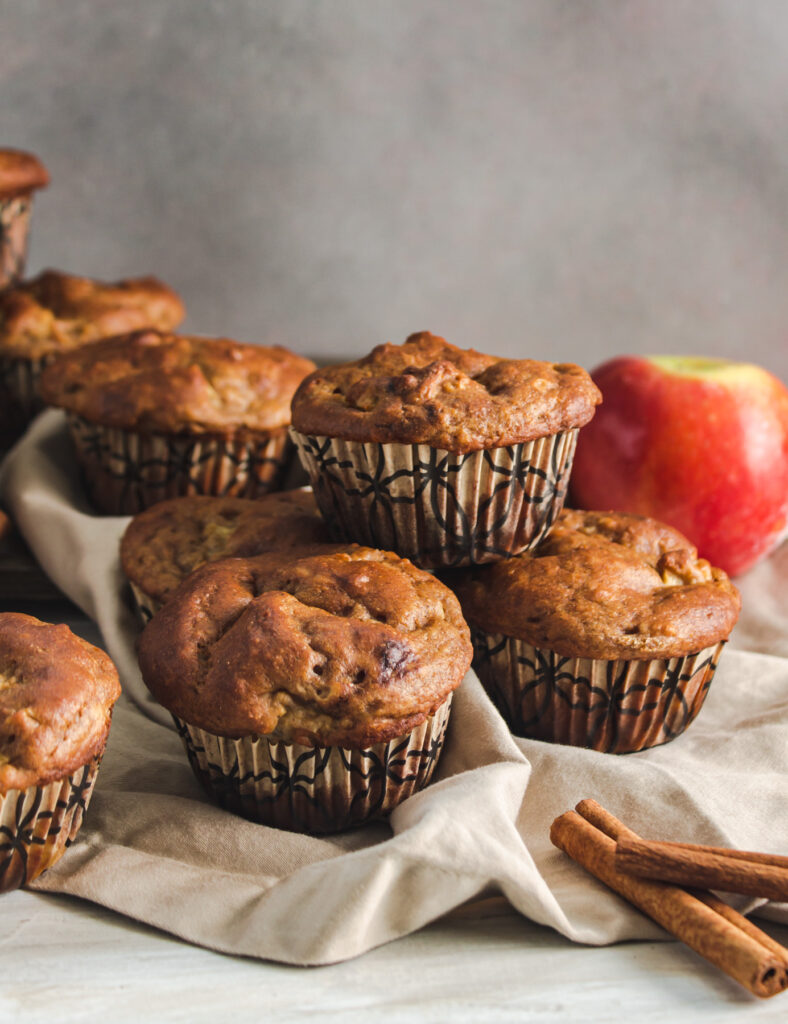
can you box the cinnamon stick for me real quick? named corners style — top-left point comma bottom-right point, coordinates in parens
top-left (690, 890), bottom-right (788, 969)
top-left (663, 843), bottom-right (788, 871)
top-left (575, 798), bottom-right (640, 841)
top-left (576, 799), bottom-right (788, 968)
top-left (615, 836), bottom-right (788, 901)
top-left (550, 808), bottom-right (788, 998)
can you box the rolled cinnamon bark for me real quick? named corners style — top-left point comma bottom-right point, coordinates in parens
top-left (615, 836), bottom-right (788, 901)
top-left (574, 797), bottom-right (639, 841)
top-left (634, 839), bottom-right (788, 869)
top-left (550, 808), bottom-right (788, 998)
top-left (576, 799), bottom-right (788, 966)
top-left (690, 890), bottom-right (788, 969)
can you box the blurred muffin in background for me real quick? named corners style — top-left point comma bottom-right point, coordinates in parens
top-left (120, 488), bottom-right (345, 623)
top-left (0, 148), bottom-right (49, 290)
top-left (40, 329), bottom-right (315, 513)
top-left (0, 268), bottom-right (184, 446)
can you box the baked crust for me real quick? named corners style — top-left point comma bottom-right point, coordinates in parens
top-left (0, 269), bottom-right (185, 360)
top-left (121, 489), bottom-right (340, 604)
top-left (138, 547), bottom-right (472, 745)
top-left (0, 613), bottom-right (121, 792)
top-left (39, 329), bottom-right (316, 435)
top-left (291, 331), bottom-right (601, 452)
top-left (0, 148), bottom-right (49, 197)
top-left (451, 509), bottom-right (741, 659)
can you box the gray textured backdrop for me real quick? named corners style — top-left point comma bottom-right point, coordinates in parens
top-left (1, 0), bottom-right (787, 378)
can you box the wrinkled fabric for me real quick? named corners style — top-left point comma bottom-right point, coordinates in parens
top-left (1, 411), bottom-right (786, 966)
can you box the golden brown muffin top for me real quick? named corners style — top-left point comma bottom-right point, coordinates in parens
top-left (138, 547), bottom-right (472, 745)
top-left (0, 148), bottom-right (49, 197)
top-left (121, 489), bottom-right (341, 604)
top-left (0, 269), bottom-right (185, 360)
top-left (451, 510), bottom-right (741, 659)
top-left (0, 613), bottom-right (121, 793)
top-left (291, 331), bottom-right (601, 453)
top-left (39, 329), bottom-right (316, 436)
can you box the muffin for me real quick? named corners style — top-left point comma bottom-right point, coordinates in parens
top-left (0, 148), bottom-right (49, 289)
top-left (120, 488), bottom-right (341, 624)
top-left (450, 509), bottom-right (741, 753)
top-left (138, 547), bottom-right (472, 833)
top-left (0, 613), bottom-right (120, 892)
top-left (290, 331), bottom-right (601, 568)
top-left (0, 268), bottom-right (184, 445)
top-left (39, 329), bottom-right (316, 514)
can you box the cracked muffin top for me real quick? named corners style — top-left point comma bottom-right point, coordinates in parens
top-left (0, 613), bottom-right (121, 793)
top-left (138, 547), bottom-right (472, 745)
top-left (0, 148), bottom-right (49, 197)
top-left (0, 269), bottom-right (185, 360)
top-left (291, 331), bottom-right (601, 453)
top-left (451, 509), bottom-right (741, 659)
top-left (39, 328), bottom-right (316, 435)
top-left (121, 489), bottom-right (340, 605)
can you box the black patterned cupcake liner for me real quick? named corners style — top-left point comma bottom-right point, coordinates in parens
top-left (0, 354), bottom-right (51, 448)
top-left (290, 429), bottom-right (578, 569)
top-left (0, 757), bottom-right (100, 893)
top-left (471, 626), bottom-right (725, 754)
top-left (173, 695), bottom-right (452, 834)
top-left (0, 194), bottom-right (32, 289)
top-left (127, 581), bottom-right (161, 628)
top-left (66, 413), bottom-right (293, 514)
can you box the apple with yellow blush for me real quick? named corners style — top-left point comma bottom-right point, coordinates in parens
top-left (569, 355), bottom-right (788, 576)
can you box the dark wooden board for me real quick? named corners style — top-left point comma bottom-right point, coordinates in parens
top-left (0, 517), bottom-right (71, 602)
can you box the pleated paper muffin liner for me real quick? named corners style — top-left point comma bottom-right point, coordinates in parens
top-left (290, 429), bottom-right (578, 569)
top-left (66, 413), bottom-right (293, 515)
top-left (127, 581), bottom-right (162, 628)
top-left (470, 627), bottom-right (726, 754)
top-left (0, 194), bottom-right (32, 289)
top-left (0, 354), bottom-right (50, 447)
top-left (0, 756), bottom-right (100, 893)
top-left (173, 695), bottom-right (453, 834)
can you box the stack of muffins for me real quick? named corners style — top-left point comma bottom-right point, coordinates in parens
top-left (287, 332), bottom-right (739, 756)
top-left (117, 330), bottom-right (739, 836)
top-left (1, 149), bottom-right (178, 890)
top-left (0, 146), bottom-right (324, 886)
top-left (1, 144), bottom-right (741, 856)
top-left (117, 330), bottom-right (600, 833)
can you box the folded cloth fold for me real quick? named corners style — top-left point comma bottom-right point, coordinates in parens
top-left (0, 411), bottom-right (786, 965)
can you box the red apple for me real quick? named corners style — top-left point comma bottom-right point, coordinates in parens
top-left (569, 355), bottom-right (788, 576)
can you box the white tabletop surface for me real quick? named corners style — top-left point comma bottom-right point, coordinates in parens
top-left (3, 885), bottom-right (788, 1023)
top-left (2, 603), bottom-right (787, 1023)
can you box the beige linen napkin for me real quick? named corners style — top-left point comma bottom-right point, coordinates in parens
top-left (1, 411), bottom-right (786, 965)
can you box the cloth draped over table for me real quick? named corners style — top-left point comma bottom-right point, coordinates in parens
top-left (1, 411), bottom-right (786, 966)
